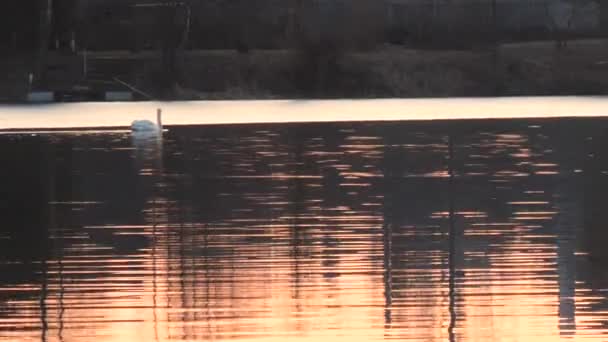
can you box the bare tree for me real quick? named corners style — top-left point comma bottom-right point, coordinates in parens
top-left (492, 0), bottom-right (500, 94)
top-left (289, 0), bottom-right (383, 94)
top-left (286, 0), bottom-right (304, 44)
top-left (545, 0), bottom-right (594, 49)
top-left (156, 1), bottom-right (191, 88)
top-left (602, 0), bottom-right (608, 34)
top-left (36, 0), bottom-right (52, 87)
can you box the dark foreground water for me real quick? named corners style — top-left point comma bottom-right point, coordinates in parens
top-left (1, 119), bottom-right (608, 342)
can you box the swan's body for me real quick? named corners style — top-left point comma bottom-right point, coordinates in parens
top-left (131, 120), bottom-right (158, 132)
top-left (131, 109), bottom-right (164, 133)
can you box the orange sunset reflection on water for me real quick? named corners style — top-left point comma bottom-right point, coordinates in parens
top-left (1, 117), bottom-right (608, 341)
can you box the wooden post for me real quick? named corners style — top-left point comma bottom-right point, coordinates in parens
top-left (11, 32), bottom-right (17, 50)
top-left (83, 49), bottom-right (87, 79)
top-left (70, 30), bottom-right (76, 53)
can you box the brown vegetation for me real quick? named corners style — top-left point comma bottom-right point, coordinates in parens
top-left (126, 39), bottom-right (608, 100)
top-left (4, 37), bottom-right (608, 102)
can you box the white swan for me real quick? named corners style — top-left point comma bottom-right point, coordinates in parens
top-left (131, 109), bottom-right (163, 133)
top-left (131, 119), bottom-right (157, 132)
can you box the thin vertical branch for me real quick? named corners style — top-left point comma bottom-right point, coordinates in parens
top-left (36, 0), bottom-right (53, 87)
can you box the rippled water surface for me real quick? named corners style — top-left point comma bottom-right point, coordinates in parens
top-left (1, 119), bottom-right (608, 341)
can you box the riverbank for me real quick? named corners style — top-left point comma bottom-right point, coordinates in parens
top-left (3, 39), bottom-right (608, 102)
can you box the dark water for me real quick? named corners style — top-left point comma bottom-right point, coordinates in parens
top-left (1, 119), bottom-right (608, 342)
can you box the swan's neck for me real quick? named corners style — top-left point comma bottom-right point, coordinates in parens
top-left (156, 109), bottom-right (163, 132)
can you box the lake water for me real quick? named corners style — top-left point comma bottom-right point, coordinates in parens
top-left (1, 118), bottom-right (608, 341)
